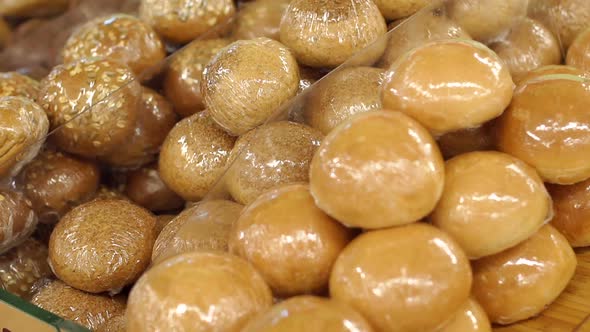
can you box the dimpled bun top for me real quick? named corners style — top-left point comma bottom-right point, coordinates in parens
top-left (40, 58), bottom-right (140, 158)
top-left (472, 225), bottom-right (576, 324)
top-left (279, 0), bottom-right (387, 68)
top-left (126, 251), bottom-right (273, 332)
top-left (61, 14), bottom-right (165, 75)
top-left (431, 151), bottom-right (551, 259)
top-left (496, 74), bottom-right (590, 184)
top-left (202, 38), bottom-right (300, 136)
top-left (446, 0), bottom-right (528, 43)
top-left (241, 295), bottom-right (374, 332)
top-left (310, 110), bottom-right (444, 229)
top-left (330, 223), bottom-right (472, 332)
top-left (48, 199), bottom-right (157, 293)
top-left (382, 39), bottom-right (514, 135)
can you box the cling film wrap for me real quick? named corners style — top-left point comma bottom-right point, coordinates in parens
top-left (165, 0), bottom-right (590, 329)
top-left (0, 0), bottom-right (587, 330)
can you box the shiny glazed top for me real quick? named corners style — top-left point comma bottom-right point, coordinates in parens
top-left (330, 223), bottom-right (472, 332)
top-left (495, 74), bottom-right (590, 184)
top-left (310, 110), bottom-right (444, 229)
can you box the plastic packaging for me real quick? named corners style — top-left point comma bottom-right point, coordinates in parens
top-left (0, 189), bottom-right (38, 254)
top-left (126, 251), bottom-right (272, 332)
top-left (0, 238), bottom-right (52, 299)
top-left (31, 280), bottom-right (126, 331)
top-left (547, 179), bottom-right (590, 248)
top-left (0, 0), bottom-right (589, 330)
top-left (472, 225), bottom-right (576, 325)
top-left (240, 295), bottom-right (374, 332)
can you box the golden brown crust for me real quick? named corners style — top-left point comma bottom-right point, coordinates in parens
top-left (229, 184), bottom-right (352, 297)
top-left (100, 87), bottom-right (177, 168)
top-left (304, 66), bottom-right (384, 135)
top-left (225, 121), bottom-right (323, 205)
top-left (0, 238), bottom-right (51, 299)
top-left (431, 151), bottom-right (550, 259)
top-left (330, 223), bottom-right (472, 332)
top-left (231, 0), bottom-right (290, 41)
top-left (472, 225), bottom-right (576, 324)
top-left (496, 74), bottom-right (590, 184)
top-left (40, 58), bottom-right (140, 158)
top-left (48, 199), bottom-right (157, 293)
top-left (163, 39), bottom-right (230, 117)
top-left (32, 280), bottom-right (126, 331)
top-left (158, 112), bottom-right (235, 201)
top-left (125, 164), bottom-right (184, 212)
top-left (446, 0), bottom-right (528, 43)
top-left (279, 0), bottom-right (387, 68)
top-left (0, 0), bottom-right (68, 17)
top-left (491, 17), bottom-right (562, 80)
top-left (0, 72), bottom-right (39, 100)
top-left (382, 39), bottom-right (514, 135)
top-left (62, 14), bottom-right (166, 76)
top-left (0, 190), bottom-right (37, 254)
top-left (310, 111), bottom-right (444, 229)
top-left (151, 199), bottom-right (242, 263)
top-left (0, 96), bottom-right (48, 178)
top-left (139, 0), bottom-right (236, 44)
top-left (529, 0), bottom-right (590, 50)
top-left (548, 179), bottom-right (590, 247)
top-left (202, 38), bottom-right (300, 135)
top-left (241, 296), bottom-right (374, 332)
top-left (20, 149), bottom-right (100, 224)
top-left (438, 299), bottom-right (492, 332)
top-left (126, 252), bottom-right (273, 332)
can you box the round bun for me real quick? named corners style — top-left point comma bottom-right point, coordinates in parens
top-left (280, 0), bottom-right (386, 68)
top-left (431, 151), bottom-right (550, 259)
top-left (0, 190), bottom-right (37, 254)
top-left (446, 0), bottom-right (528, 43)
top-left (49, 199), bottom-right (157, 293)
top-left (202, 38), bottom-right (300, 135)
top-left (496, 74), bottom-right (590, 184)
top-left (567, 27), bottom-right (590, 73)
top-left (0, 96), bottom-right (49, 177)
top-left (61, 14), bottom-right (165, 75)
top-left (548, 179), bottom-right (590, 247)
top-left (32, 280), bottom-right (126, 331)
top-left (158, 112), bottom-right (235, 201)
top-left (382, 39), bottom-right (513, 135)
top-left (232, 0), bottom-right (290, 41)
top-left (229, 184), bottom-right (351, 297)
top-left (40, 58), bottom-right (140, 158)
top-left (438, 299), bottom-right (492, 332)
top-left (304, 66), bottom-right (384, 135)
top-left (472, 225), bottom-right (576, 324)
top-left (126, 251), bottom-right (273, 332)
top-left (225, 121), bottom-right (323, 205)
top-left (164, 39), bottom-right (230, 117)
top-left (330, 223), bottom-right (472, 332)
top-left (310, 111), bottom-right (444, 229)
top-left (100, 87), bottom-right (177, 168)
top-left (151, 200), bottom-right (243, 264)
top-left (20, 149), bottom-right (100, 224)
top-left (491, 17), bottom-right (562, 80)
top-left (139, 0), bottom-right (235, 44)
top-left (241, 296), bottom-right (374, 332)
top-left (0, 72), bottom-right (40, 100)
top-left (378, 8), bottom-right (471, 69)
top-left (0, 238), bottom-right (51, 298)
top-left (529, 0), bottom-right (590, 50)
top-left (372, 0), bottom-right (430, 20)
top-left (125, 164), bottom-right (184, 213)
